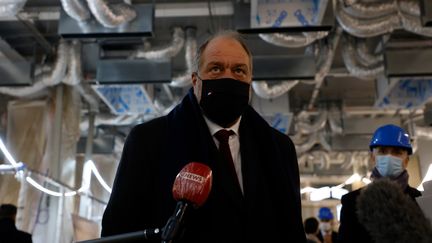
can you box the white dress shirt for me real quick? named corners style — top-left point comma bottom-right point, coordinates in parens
top-left (203, 115), bottom-right (243, 193)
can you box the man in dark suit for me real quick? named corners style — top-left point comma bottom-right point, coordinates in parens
top-left (101, 30), bottom-right (306, 243)
top-left (337, 124), bottom-right (422, 243)
top-left (0, 204), bottom-right (33, 243)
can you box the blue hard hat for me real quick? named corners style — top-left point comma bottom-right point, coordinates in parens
top-left (318, 207), bottom-right (333, 220)
top-left (369, 124), bottom-right (412, 155)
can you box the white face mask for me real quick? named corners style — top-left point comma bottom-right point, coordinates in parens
top-left (320, 222), bottom-right (332, 232)
top-left (375, 155), bottom-right (404, 177)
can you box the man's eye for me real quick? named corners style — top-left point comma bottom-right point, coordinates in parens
top-left (235, 68), bottom-right (246, 74)
top-left (210, 67), bottom-right (221, 72)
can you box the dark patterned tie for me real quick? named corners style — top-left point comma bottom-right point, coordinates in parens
top-left (214, 129), bottom-right (240, 189)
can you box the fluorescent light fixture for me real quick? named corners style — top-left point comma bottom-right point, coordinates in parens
top-left (26, 176), bottom-right (63, 197)
top-left (88, 160), bottom-right (112, 193)
top-left (331, 186), bottom-right (349, 200)
top-left (301, 186), bottom-right (317, 194)
top-left (417, 163), bottom-right (432, 191)
top-left (344, 173), bottom-right (361, 185)
top-left (0, 138), bottom-right (19, 166)
top-left (310, 186), bottom-right (331, 201)
top-left (362, 177), bottom-right (372, 185)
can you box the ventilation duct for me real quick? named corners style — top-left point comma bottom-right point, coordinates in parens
top-left (134, 27), bottom-right (185, 59)
top-left (0, 38), bottom-right (32, 86)
top-left (258, 32), bottom-right (328, 48)
top-left (60, 0), bottom-right (91, 22)
top-left (170, 27), bottom-right (197, 87)
top-left (252, 80), bottom-right (299, 99)
top-left (0, 0), bottom-right (27, 17)
top-left (86, 0), bottom-right (136, 28)
top-left (64, 40), bottom-right (83, 86)
top-left (0, 40), bottom-right (68, 97)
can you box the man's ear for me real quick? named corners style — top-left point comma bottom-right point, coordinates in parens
top-left (192, 72), bottom-right (198, 85)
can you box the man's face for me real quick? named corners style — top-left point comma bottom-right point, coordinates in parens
top-left (192, 36), bottom-right (252, 102)
top-left (370, 146), bottom-right (409, 169)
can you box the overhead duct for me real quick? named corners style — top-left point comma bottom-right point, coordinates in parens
top-left (60, 0), bottom-right (91, 22)
top-left (341, 0), bottom-right (397, 19)
top-left (335, 0), bottom-right (401, 38)
top-left (415, 125), bottom-right (432, 139)
top-left (308, 26), bottom-right (342, 109)
top-left (64, 40), bottom-right (83, 86)
top-left (0, 40), bottom-right (68, 97)
top-left (296, 111), bottom-right (328, 135)
top-left (0, 38), bottom-right (32, 86)
top-left (0, 0), bottom-right (27, 17)
top-left (170, 27), bottom-right (197, 88)
top-left (134, 27), bottom-right (185, 59)
top-left (355, 37), bottom-right (383, 66)
top-left (252, 80), bottom-right (299, 99)
top-left (86, 0), bottom-right (136, 28)
top-left (258, 32), bottom-right (328, 48)
top-left (341, 33), bottom-right (384, 78)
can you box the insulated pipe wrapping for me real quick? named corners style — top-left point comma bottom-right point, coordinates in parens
top-left (259, 32), bottom-right (328, 48)
top-left (401, 13), bottom-right (432, 37)
top-left (308, 26), bottom-right (342, 109)
top-left (135, 27), bottom-right (185, 59)
top-left (297, 111), bottom-right (328, 134)
top-left (75, 84), bottom-right (99, 112)
top-left (252, 80), bottom-right (299, 99)
top-left (342, 0), bottom-right (396, 19)
top-left (86, 0), bottom-right (136, 28)
top-left (60, 0), bottom-right (91, 22)
top-left (0, 40), bottom-right (69, 97)
top-left (355, 38), bottom-right (383, 66)
top-left (335, 0), bottom-right (401, 38)
top-left (328, 114), bottom-right (343, 134)
top-left (63, 40), bottom-right (83, 86)
top-left (0, 0), bottom-right (27, 17)
top-left (342, 34), bottom-right (384, 77)
top-left (398, 0), bottom-right (420, 16)
top-left (170, 27), bottom-right (197, 87)
top-left (42, 40), bottom-right (68, 86)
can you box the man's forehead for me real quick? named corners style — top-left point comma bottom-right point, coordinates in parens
top-left (375, 146), bottom-right (407, 153)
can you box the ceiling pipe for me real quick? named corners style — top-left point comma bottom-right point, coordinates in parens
top-left (60, 0), bottom-right (91, 22)
top-left (134, 27), bottom-right (185, 59)
top-left (252, 80), bottom-right (299, 99)
top-left (341, 0), bottom-right (397, 19)
top-left (341, 33), bottom-right (384, 78)
top-left (355, 37), bottom-right (383, 66)
top-left (308, 26), bottom-right (342, 110)
top-left (258, 32), bottom-right (328, 48)
top-left (335, 0), bottom-right (400, 38)
top-left (63, 40), bottom-right (83, 86)
top-left (169, 27), bottom-right (197, 88)
top-left (0, 0), bottom-right (26, 17)
top-left (296, 111), bottom-right (328, 135)
top-left (86, 0), bottom-right (136, 28)
top-left (0, 40), bottom-right (68, 97)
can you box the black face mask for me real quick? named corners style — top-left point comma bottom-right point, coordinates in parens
top-left (199, 78), bottom-right (250, 128)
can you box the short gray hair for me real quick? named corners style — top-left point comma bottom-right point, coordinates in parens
top-left (193, 30), bottom-right (253, 73)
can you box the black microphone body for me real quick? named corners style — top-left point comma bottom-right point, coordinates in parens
top-left (357, 178), bottom-right (432, 243)
top-left (161, 201), bottom-right (190, 243)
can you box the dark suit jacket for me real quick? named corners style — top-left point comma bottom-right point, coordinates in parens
top-left (0, 218), bottom-right (32, 243)
top-left (338, 185), bottom-right (421, 243)
top-left (101, 89), bottom-right (306, 243)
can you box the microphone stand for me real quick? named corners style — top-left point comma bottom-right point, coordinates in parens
top-left (76, 228), bottom-right (161, 243)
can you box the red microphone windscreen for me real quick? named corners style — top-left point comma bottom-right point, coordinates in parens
top-left (172, 162), bottom-right (212, 207)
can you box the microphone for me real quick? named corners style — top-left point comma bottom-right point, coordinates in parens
top-left (161, 162), bottom-right (212, 243)
top-left (357, 178), bottom-right (432, 243)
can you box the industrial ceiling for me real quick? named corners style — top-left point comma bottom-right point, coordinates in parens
top-left (1, 0), bottom-right (432, 188)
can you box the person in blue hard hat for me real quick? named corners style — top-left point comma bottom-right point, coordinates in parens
top-left (317, 207), bottom-right (338, 243)
top-left (337, 124), bottom-right (422, 243)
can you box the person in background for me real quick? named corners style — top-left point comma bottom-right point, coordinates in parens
top-left (0, 204), bottom-right (32, 243)
top-left (317, 207), bottom-right (338, 243)
top-left (101, 30), bottom-right (306, 243)
top-left (304, 217), bottom-right (322, 243)
top-left (337, 124), bottom-right (422, 243)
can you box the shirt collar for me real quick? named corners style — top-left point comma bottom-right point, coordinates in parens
top-left (203, 115), bottom-right (241, 136)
